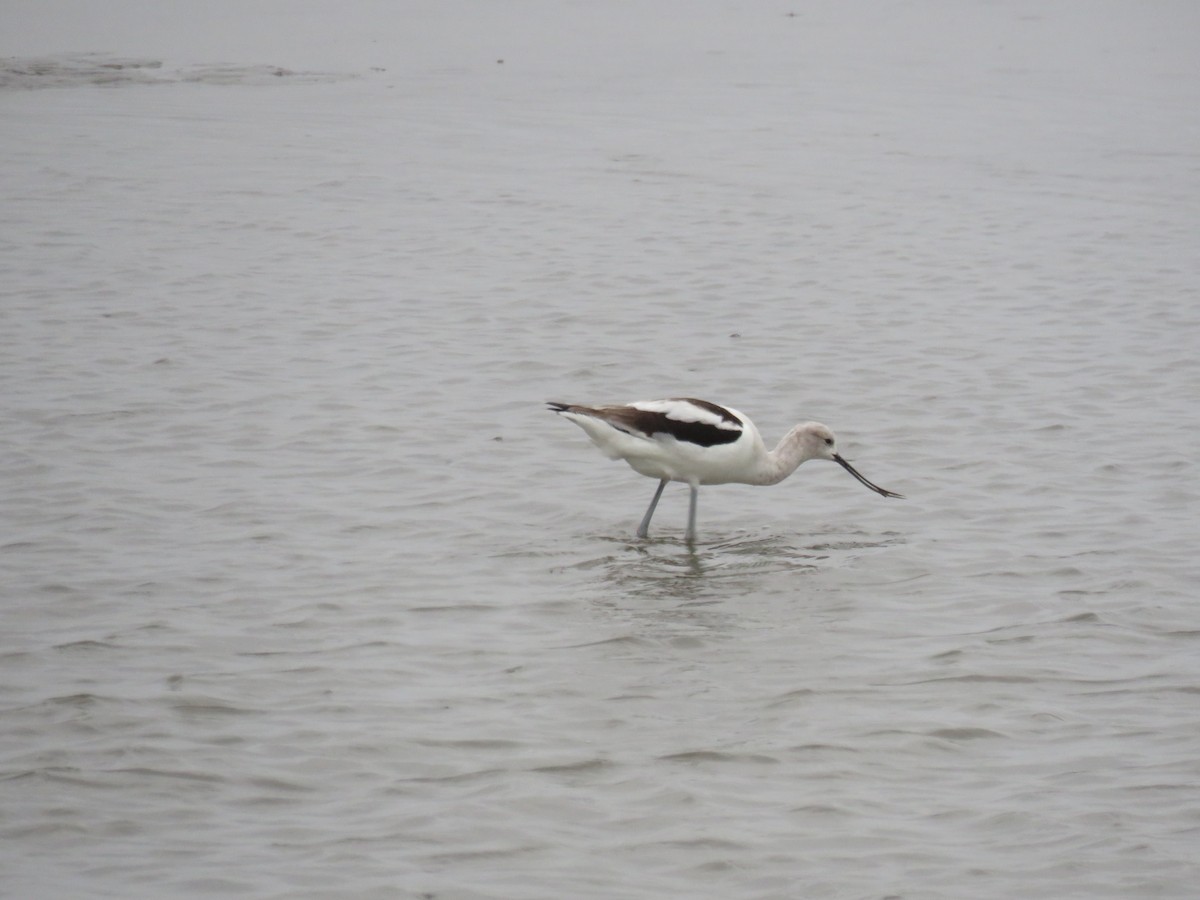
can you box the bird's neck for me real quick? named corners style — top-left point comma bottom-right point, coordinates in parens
top-left (754, 427), bottom-right (814, 486)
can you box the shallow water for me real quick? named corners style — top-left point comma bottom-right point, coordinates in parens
top-left (2, 2), bottom-right (1199, 898)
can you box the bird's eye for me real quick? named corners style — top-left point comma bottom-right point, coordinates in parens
top-left (824, 437), bottom-right (834, 446)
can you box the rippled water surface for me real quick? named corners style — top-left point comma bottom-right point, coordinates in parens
top-left (3, 2), bottom-right (1199, 898)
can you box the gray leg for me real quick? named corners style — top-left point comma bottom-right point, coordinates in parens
top-left (637, 479), bottom-right (668, 538)
top-left (685, 483), bottom-right (699, 544)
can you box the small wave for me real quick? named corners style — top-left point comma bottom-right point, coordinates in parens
top-left (927, 727), bottom-right (1007, 740)
top-left (658, 750), bottom-right (780, 765)
top-left (531, 758), bottom-right (613, 774)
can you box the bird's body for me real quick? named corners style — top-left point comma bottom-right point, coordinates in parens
top-left (548, 398), bottom-right (902, 542)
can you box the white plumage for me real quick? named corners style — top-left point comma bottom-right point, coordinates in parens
top-left (549, 398), bottom-right (903, 543)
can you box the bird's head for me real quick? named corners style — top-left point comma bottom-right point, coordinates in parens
top-left (798, 422), bottom-right (904, 499)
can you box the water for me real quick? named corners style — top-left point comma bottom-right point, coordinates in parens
top-left (2, 3), bottom-right (1199, 897)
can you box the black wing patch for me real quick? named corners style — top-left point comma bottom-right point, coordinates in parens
top-left (645, 413), bottom-right (741, 446)
top-left (628, 401), bottom-right (743, 447)
top-left (549, 400), bottom-right (744, 448)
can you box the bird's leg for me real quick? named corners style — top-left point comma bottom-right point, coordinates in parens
top-left (636, 479), bottom-right (668, 539)
top-left (685, 483), bottom-right (699, 544)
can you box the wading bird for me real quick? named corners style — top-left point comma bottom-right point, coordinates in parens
top-left (548, 398), bottom-right (903, 543)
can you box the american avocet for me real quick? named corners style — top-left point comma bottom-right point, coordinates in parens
top-left (548, 398), bottom-right (903, 543)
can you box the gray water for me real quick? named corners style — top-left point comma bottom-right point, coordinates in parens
top-left (2, 3), bottom-right (1199, 898)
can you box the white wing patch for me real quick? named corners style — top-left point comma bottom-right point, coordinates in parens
top-left (631, 399), bottom-right (742, 431)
